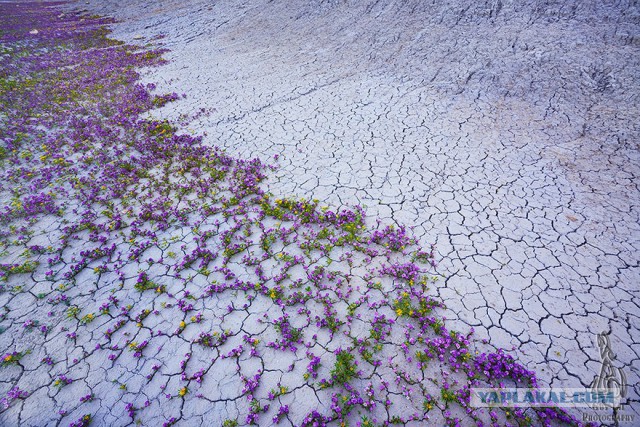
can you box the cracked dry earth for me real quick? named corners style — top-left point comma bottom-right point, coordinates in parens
top-left (77, 0), bottom-right (640, 417)
top-left (0, 0), bottom-right (639, 426)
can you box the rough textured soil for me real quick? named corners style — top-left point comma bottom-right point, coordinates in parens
top-left (1, 0), bottom-right (639, 425)
top-left (82, 0), bottom-right (640, 403)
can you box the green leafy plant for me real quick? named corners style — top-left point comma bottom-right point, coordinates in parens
top-left (330, 350), bottom-right (358, 385)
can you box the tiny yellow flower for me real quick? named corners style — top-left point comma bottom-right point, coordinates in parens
top-left (179, 321), bottom-right (186, 329)
top-left (178, 387), bottom-right (187, 397)
top-left (396, 308), bottom-right (403, 316)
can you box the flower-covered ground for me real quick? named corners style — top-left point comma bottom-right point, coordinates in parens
top-left (0, 2), bottom-right (596, 426)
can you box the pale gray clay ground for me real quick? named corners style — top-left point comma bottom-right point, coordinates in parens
top-left (6, 0), bottom-right (640, 425)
